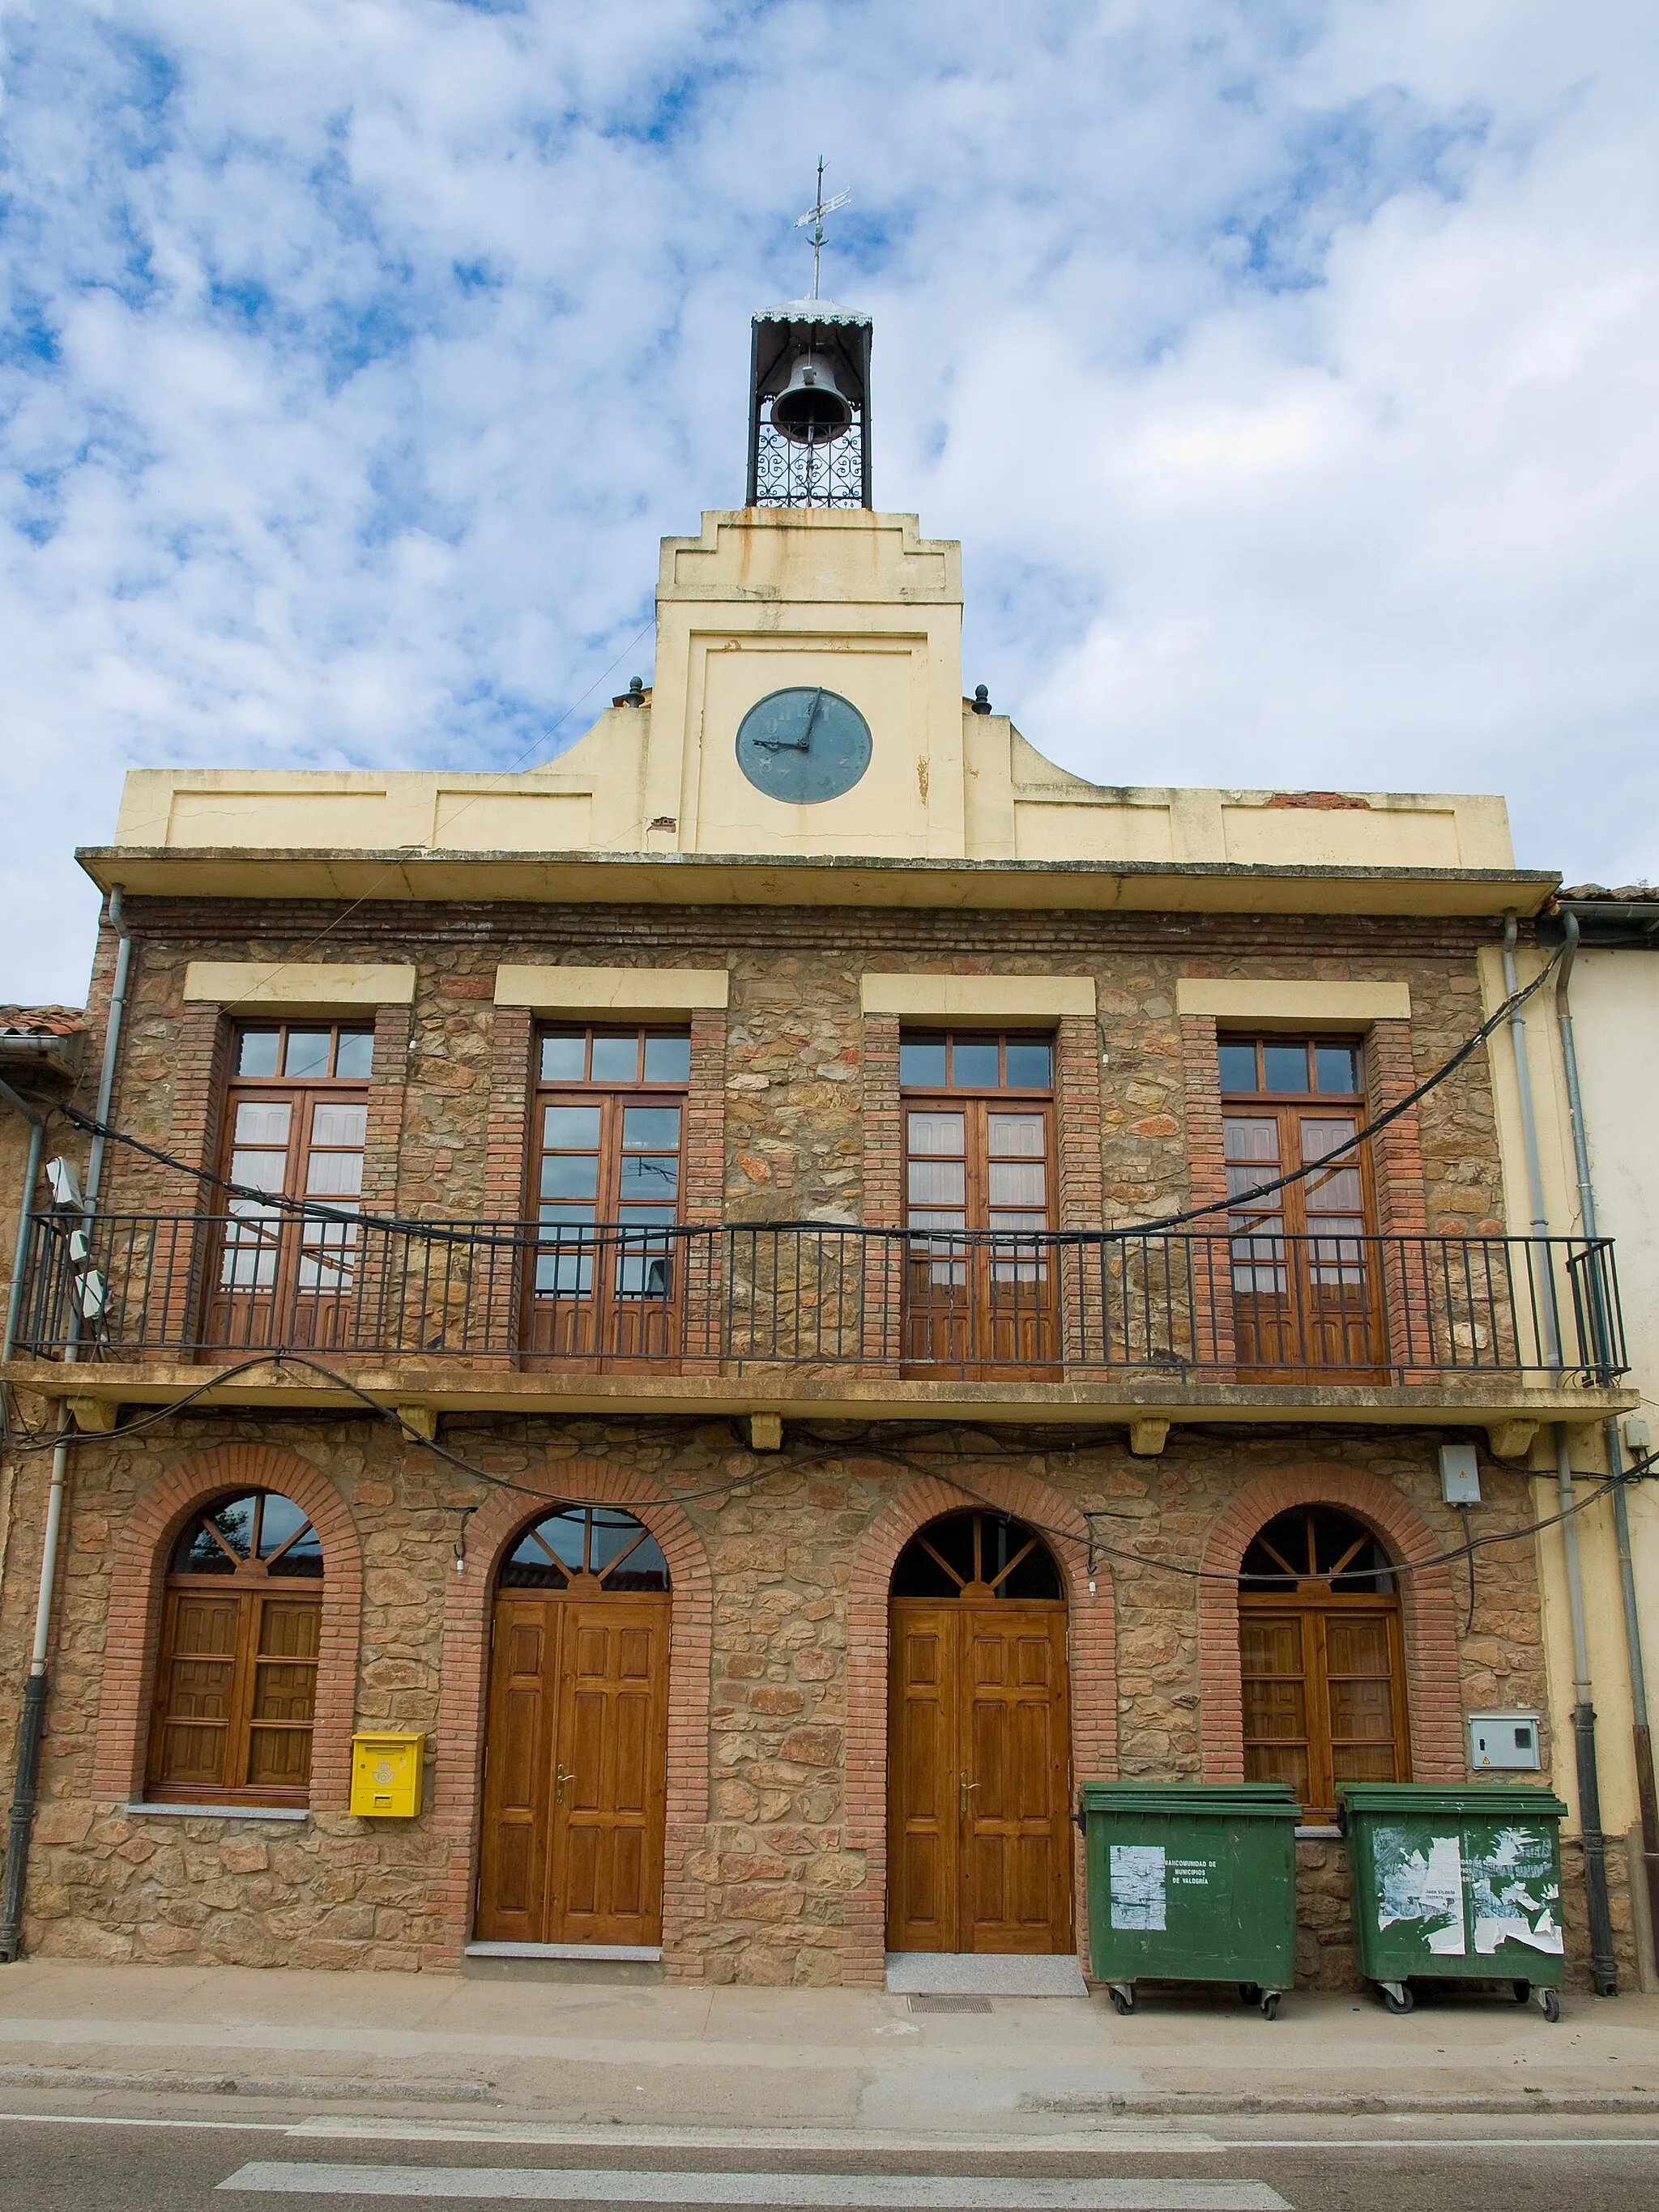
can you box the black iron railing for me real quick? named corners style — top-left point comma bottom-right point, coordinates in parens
top-left (10, 1212), bottom-right (1627, 1384)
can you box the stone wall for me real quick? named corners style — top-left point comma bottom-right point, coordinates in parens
top-left (92, 897), bottom-right (1511, 1237)
top-left (2, 1409), bottom-right (1616, 1989)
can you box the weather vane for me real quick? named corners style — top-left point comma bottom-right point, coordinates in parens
top-left (794, 157), bottom-right (851, 301)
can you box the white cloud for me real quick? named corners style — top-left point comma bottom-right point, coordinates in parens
top-left (2, 0), bottom-right (1657, 1002)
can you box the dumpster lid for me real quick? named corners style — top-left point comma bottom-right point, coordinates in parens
top-left (1080, 1780), bottom-right (1303, 1819)
top-left (1338, 1784), bottom-right (1569, 1819)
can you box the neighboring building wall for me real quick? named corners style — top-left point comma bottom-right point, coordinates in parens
top-left (1, 1412), bottom-right (1592, 1986)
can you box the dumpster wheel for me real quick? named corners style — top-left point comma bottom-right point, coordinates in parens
top-left (1379, 1980), bottom-right (1414, 2014)
top-left (1108, 1983), bottom-right (1136, 2015)
top-left (1237, 1983), bottom-right (1261, 2005)
top-left (1537, 1988), bottom-right (1560, 2023)
top-left (1259, 1991), bottom-right (1282, 2021)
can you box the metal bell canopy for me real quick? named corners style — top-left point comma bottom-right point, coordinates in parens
top-left (746, 300), bottom-right (873, 510)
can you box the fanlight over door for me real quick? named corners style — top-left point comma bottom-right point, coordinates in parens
top-left (886, 1511), bottom-right (1073, 1955)
top-left (476, 1506), bottom-right (672, 1948)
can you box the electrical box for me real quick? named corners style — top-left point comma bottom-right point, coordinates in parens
top-left (1624, 1416), bottom-right (1652, 1460)
top-left (349, 1732), bottom-right (425, 1818)
top-left (1439, 1444), bottom-right (1482, 1505)
top-left (1469, 1712), bottom-right (1542, 1771)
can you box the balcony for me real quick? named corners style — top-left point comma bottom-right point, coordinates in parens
top-left (6, 1212), bottom-right (1631, 1432)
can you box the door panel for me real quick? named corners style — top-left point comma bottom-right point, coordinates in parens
top-left (887, 1600), bottom-right (1072, 1955)
top-left (549, 1600), bottom-right (670, 1946)
top-left (476, 1600), bottom-right (559, 1941)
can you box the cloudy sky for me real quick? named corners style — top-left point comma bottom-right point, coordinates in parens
top-left (2, 2), bottom-right (1657, 1004)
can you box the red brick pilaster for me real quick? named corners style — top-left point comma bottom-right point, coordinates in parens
top-left (1178, 1014), bottom-right (1235, 1373)
top-left (858, 1015), bottom-right (904, 1366)
top-left (1196, 1462), bottom-right (1463, 1787)
top-left (482, 1007), bottom-right (534, 1225)
top-left (424, 1460), bottom-right (713, 1975)
top-left (1056, 1012), bottom-right (1106, 1367)
top-left (352, 1006), bottom-right (412, 1348)
top-left (1366, 1019), bottom-right (1432, 1376)
top-left (90, 1443), bottom-right (363, 1809)
top-left (842, 1467), bottom-right (1115, 1984)
top-left (680, 1007), bottom-right (727, 1367)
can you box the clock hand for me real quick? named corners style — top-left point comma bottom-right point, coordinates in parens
top-left (753, 689), bottom-right (825, 752)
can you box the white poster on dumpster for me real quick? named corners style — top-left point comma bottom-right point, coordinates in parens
top-left (1469, 1826), bottom-right (1563, 1955)
top-left (1375, 1829), bottom-right (1467, 1954)
top-left (1109, 1843), bottom-right (1166, 1931)
top-left (1371, 1822), bottom-right (1563, 1959)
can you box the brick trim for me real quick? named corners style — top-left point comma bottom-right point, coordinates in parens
top-left (482, 1005), bottom-right (535, 1224)
top-left (1196, 1462), bottom-right (1464, 1786)
top-left (860, 1014), bottom-right (902, 1229)
top-left (1054, 1013), bottom-right (1104, 1232)
top-left (89, 1444), bottom-right (364, 1810)
top-left (424, 1460), bottom-right (714, 1976)
top-left (1366, 1019), bottom-right (1430, 1238)
top-left (841, 1465), bottom-right (1115, 1984)
top-left (683, 1008), bottom-right (727, 1226)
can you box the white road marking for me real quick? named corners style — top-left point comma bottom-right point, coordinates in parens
top-left (287, 2124), bottom-right (1222, 2154)
top-left (218, 2170), bottom-right (1291, 2208)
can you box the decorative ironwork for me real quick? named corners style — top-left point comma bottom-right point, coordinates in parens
top-left (753, 410), bottom-right (867, 508)
top-left (11, 1210), bottom-right (1627, 1386)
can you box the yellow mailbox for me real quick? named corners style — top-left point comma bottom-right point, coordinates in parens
top-left (349, 1732), bottom-right (425, 1818)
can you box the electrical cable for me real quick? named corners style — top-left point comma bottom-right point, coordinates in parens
top-left (11, 1340), bottom-right (1652, 1593)
top-left (38, 940), bottom-right (1571, 1247)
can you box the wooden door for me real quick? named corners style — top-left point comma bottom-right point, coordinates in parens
top-left (887, 1600), bottom-right (1073, 1954)
top-left (1226, 1108), bottom-right (1383, 1379)
top-left (476, 1592), bottom-right (671, 1946)
top-left (902, 1102), bottom-right (1057, 1377)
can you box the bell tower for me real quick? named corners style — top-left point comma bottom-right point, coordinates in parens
top-left (745, 303), bottom-right (872, 509)
top-left (745, 164), bottom-right (872, 509)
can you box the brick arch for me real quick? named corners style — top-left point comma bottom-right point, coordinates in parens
top-left (1197, 1462), bottom-right (1463, 1787)
top-left (424, 1459), bottom-right (713, 1977)
top-left (842, 1464), bottom-right (1116, 1985)
top-left (90, 1443), bottom-right (364, 1810)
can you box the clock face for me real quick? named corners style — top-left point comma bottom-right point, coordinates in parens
top-left (735, 687), bottom-right (872, 804)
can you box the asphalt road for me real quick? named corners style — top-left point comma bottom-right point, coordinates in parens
top-left (2, 2114), bottom-right (1657, 2212)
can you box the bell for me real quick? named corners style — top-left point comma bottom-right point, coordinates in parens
top-left (770, 349), bottom-right (853, 444)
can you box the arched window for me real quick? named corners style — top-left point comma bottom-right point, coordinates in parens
top-left (1238, 1504), bottom-right (1407, 1819)
top-left (497, 1504), bottom-right (670, 1593)
top-left (890, 1509), bottom-right (1062, 1600)
top-left (146, 1491), bottom-right (324, 1806)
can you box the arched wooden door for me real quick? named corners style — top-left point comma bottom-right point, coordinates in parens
top-left (476, 1506), bottom-right (671, 1947)
top-left (886, 1510), bottom-right (1073, 1954)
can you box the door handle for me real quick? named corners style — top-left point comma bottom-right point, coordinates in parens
top-left (959, 1772), bottom-right (979, 1817)
top-left (555, 1763), bottom-right (575, 1803)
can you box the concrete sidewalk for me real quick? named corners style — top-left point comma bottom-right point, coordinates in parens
top-left (2, 1962), bottom-right (1658, 2128)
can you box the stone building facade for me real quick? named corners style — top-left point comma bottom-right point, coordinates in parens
top-left (0, 479), bottom-right (1639, 1991)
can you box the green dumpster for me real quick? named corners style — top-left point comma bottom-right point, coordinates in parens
top-left (1081, 1781), bottom-right (1302, 2018)
top-left (1339, 1784), bottom-right (1570, 2020)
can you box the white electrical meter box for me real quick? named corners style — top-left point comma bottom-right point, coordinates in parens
top-left (1439, 1444), bottom-right (1482, 1504)
top-left (1470, 1712), bottom-right (1542, 1770)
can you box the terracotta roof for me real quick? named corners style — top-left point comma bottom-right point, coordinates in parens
top-left (1559, 884), bottom-right (1659, 902)
top-left (0, 1006), bottom-right (86, 1038)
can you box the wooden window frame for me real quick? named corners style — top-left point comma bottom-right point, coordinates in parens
top-left (208, 1021), bottom-right (376, 1345)
top-left (1238, 1506), bottom-right (1410, 1821)
top-left (527, 1025), bottom-right (692, 1365)
top-left (145, 1489), bottom-right (324, 1809)
top-left (898, 1029), bottom-right (1058, 1375)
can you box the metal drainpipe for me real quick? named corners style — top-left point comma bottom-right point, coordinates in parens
top-left (0, 889), bottom-right (130, 1964)
top-left (1557, 1422), bottom-right (1620, 1993)
top-left (0, 1076), bottom-right (45, 1366)
top-left (1555, 911), bottom-right (1659, 1978)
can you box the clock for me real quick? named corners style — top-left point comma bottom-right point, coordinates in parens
top-left (735, 687), bottom-right (872, 804)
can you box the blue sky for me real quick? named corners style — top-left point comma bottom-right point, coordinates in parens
top-left (3, 1), bottom-right (1657, 1001)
